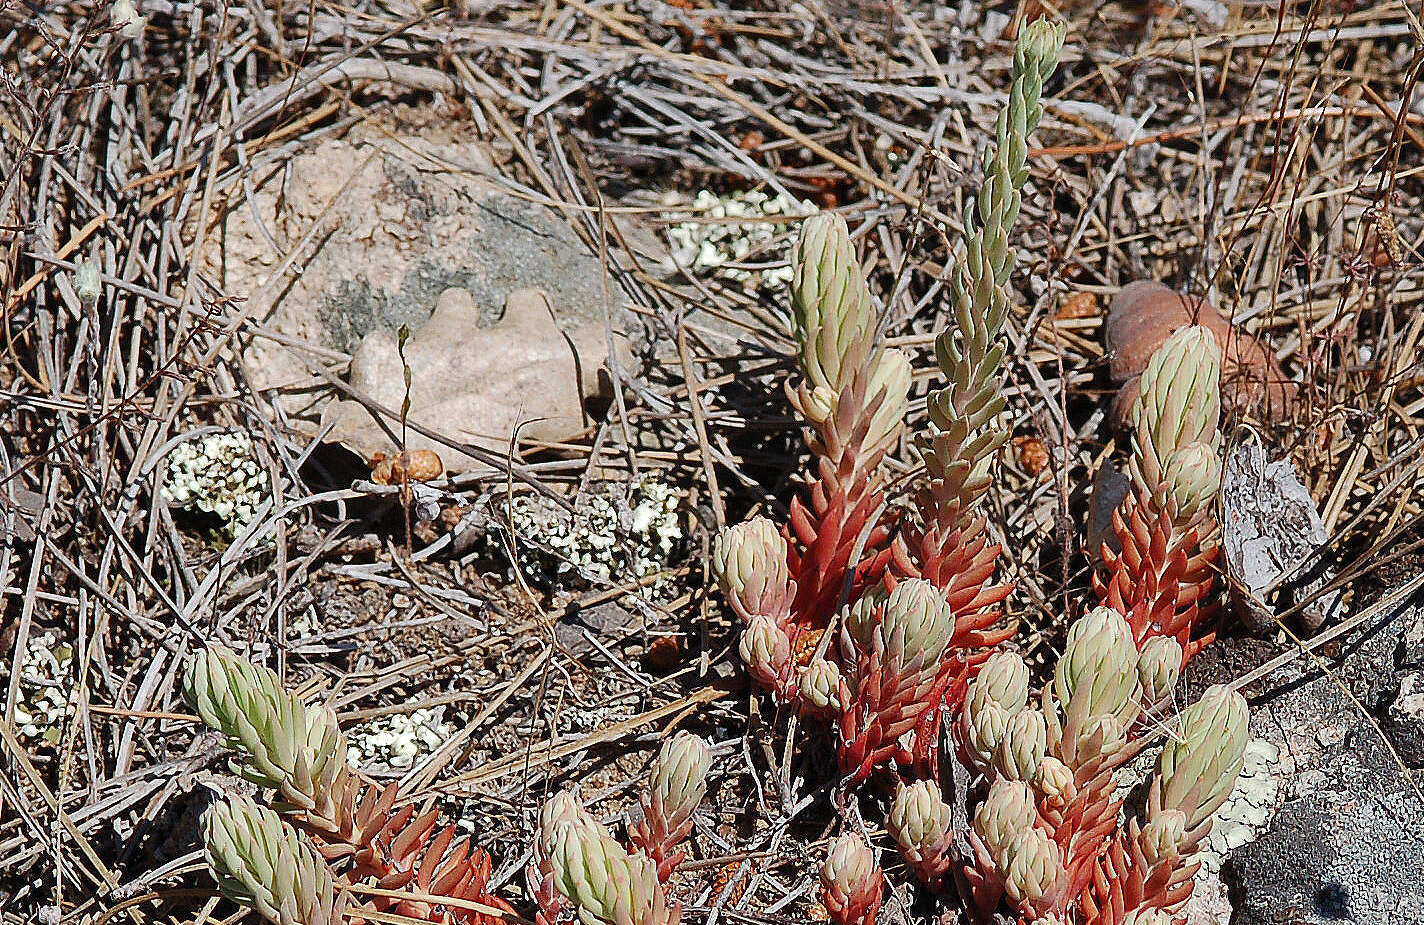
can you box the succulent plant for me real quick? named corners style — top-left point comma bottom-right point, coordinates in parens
top-left (1098, 324), bottom-right (1226, 665)
top-left (888, 780), bottom-right (955, 889)
top-left (630, 731), bottom-right (711, 880)
top-left (957, 611), bottom-right (1250, 925)
top-left (713, 517), bottom-right (794, 625)
top-left (204, 794), bottom-right (342, 925)
top-left (185, 646), bottom-right (511, 925)
top-left (550, 816), bottom-right (680, 925)
top-left (836, 579), bottom-right (957, 781)
top-left (820, 834), bottom-right (884, 925)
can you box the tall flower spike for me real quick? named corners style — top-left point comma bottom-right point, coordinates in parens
top-left (204, 794), bottom-right (342, 925)
top-left (1099, 326), bottom-right (1225, 660)
top-left (713, 518), bottom-right (794, 624)
top-left (630, 732), bottom-right (710, 881)
top-left (820, 834), bottom-right (884, 925)
top-left (551, 819), bottom-right (680, 925)
top-left (916, 18), bottom-right (1066, 540)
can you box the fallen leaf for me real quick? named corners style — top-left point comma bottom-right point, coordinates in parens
top-left (1012, 435), bottom-right (1049, 476)
top-left (1056, 291), bottom-right (1099, 320)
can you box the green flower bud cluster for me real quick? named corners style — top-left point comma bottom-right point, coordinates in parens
top-left (204, 794), bottom-right (342, 925)
top-left (819, 834), bottom-right (884, 925)
top-left (184, 646), bottom-right (348, 826)
top-left (1130, 325), bottom-right (1224, 525)
top-left (841, 579), bottom-right (957, 742)
top-left (632, 732), bottom-right (711, 880)
top-left (551, 815), bottom-right (679, 925)
top-left (957, 611), bottom-right (1250, 923)
top-left (888, 781), bottom-right (954, 886)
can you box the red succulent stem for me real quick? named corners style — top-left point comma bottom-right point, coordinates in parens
top-left (1096, 492), bottom-right (1219, 664)
top-left (294, 777), bottom-right (513, 925)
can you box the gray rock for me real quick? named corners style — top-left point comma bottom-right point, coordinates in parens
top-left (1398, 609), bottom-right (1424, 669)
top-left (1384, 670), bottom-right (1424, 767)
top-left (206, 116), bottom-right (636, 468)
top-left (1183, 585), bottom-right (1424, 924)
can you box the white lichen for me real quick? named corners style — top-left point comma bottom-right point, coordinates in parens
top-left (492, 475), bottom-right (683, 598)
top-left (660, 189), bottom-right (814, 291)
top-left (1193, 737), bottom-right (1281, 876)
top-left (15, 630), bottom-right (74, 747)
top-left (346, 707), bottom-right (451, 770)
top-left (161, 432), bottom-right (267, 536)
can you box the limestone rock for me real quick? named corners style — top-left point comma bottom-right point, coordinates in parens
top-left (320, 287), bottom-right (619, 470)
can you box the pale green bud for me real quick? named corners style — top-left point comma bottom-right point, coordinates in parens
top-left (1121, 909), bottom-right (1174, 925)
top-left (75, 260), bottom-right (101, 306)
top-left (888, 781), bottom-right (952, 854)
top-left (739, 616), bottom-right (793, 693)
top-left (798, 658), bottom-right (842, 712)
top-left (1053, 607), bottom-right (1140, 723)
top-left (1161, 442), bottom-right (1222, 522)
top-left (973, 779), bottom-right (1038, 865)
top-left (551, 819), bottom-right (675, 925)
top-left (970, 650), bottom-right (1031, 715)
top-left (841, 590), bottom-right (884, 650)
top-left (1001, 828), bottom-right (1066, 909)
top-left (713, 518), bottom-right (792, 623)
top-left (1138, 809), bottom-right (1187, 867)
top-left (183, 647), bottom-right (345, 815)
top-left (647, 732), bottom-right (710, 834)
top-left (1153, 685), bottom-right (1249, 830)
top-left (1032, 756), bottom-right (1076, 809)
top-left (993, 707), bottom-right (1048, 781)
top-left (1133, 325), bottom-right (1222, 492)
top-left (204, 794), bottom-right (340, 925)
top-left (879, 579), bottom-right (955, 668)
top-left (963, 698), bottom-right (1012, 772)
top-left (790, 213), bottom-right (874, 399)
top-left (1066, 714), bottom-right (1127, 769)
top-left (1136, 636), bottom-right (1184, 705)
top-left (820, 833), bottom-right (883, 925)
top-left (538, 790), bottom-right (598, 866)
top-left (1018, 19), bottom-right (1068, 79)
top-left (864, 347), bottom-right (912, 457)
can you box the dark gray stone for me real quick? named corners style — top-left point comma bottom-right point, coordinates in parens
top-left (1183, 585), bottom-right (1424, 925)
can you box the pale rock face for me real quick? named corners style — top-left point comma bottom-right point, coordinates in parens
top-left (321, 286), bottom-right (623, 469)
top-left (202, 118), bottom-right (631, 473)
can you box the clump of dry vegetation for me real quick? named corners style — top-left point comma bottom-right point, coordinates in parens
top-left (1, 0), bottom-right (1421, 922)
